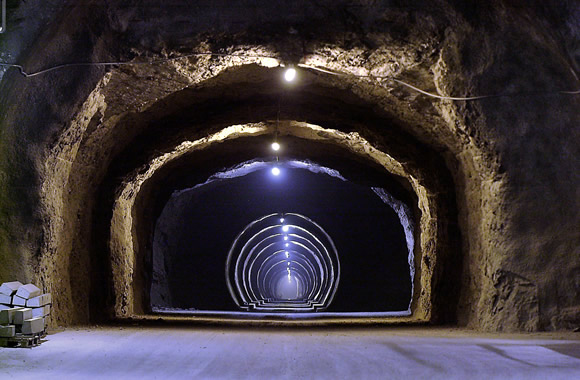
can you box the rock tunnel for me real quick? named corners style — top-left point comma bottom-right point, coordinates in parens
top-left (0, 0), bottom-right (578, 332)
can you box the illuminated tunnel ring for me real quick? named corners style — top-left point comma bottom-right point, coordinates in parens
top-left (256, 249), bottom-right (318, 299)
top-left (226, 213), bottom-right (340, 312)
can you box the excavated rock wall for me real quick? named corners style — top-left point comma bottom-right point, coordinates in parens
top-left (0, 0), bottom-right (578, 331)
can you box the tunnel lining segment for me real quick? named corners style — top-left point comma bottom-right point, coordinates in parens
top-left (226, 212), bottom-right (340, 312)
top-left (110, 121), bottom-right (442, 323)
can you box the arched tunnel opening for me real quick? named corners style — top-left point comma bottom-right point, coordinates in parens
top-left (150, 155), bottom-right (416, 316)
top-left (227, 211), bottom-right (342, 312)
top-left (3, 61), bottom-right (464, 326)
top-left (72, 64), bottom-right (463, 324)
top-left (90, 71), bottom-right (463, 323)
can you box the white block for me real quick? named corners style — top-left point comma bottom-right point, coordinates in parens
top-left (0, 281), bottom-right (23, 296)
top-left (14, 308), bottom-right (33, 325)
top-left (26, 293), bottom-right (51, 307)
top-left (0, 325), bottom-right (16, 337)
top-left (12, 296), bottom-right (26, 306)
top-left (0, 293), bottom-right (11, 305)
top-left (0, 307), bottom-right (21, 324)
top-left (31, 305), bottom-right (50, 318)
top-left (15, 284), bottom-right (41, 299)
top-left (22, 317), bottom-right (45, 334)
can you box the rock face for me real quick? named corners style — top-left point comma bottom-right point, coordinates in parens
top-left (0, 0), bottom-right (578, 331)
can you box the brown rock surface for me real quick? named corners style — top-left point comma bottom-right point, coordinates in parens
top-left (0, 0), bottom-right (578, 331)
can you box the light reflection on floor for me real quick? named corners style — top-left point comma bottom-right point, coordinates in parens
top-left (0, 327), bottom-right (579, 379)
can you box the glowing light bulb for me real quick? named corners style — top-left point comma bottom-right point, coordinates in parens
top-left (283, 236), bottom-right (288, 241)
top-left (271, 142), bottom-right (280, 151)
top-left (287, 262), bottom-right (290, 266)
top-left (280, 218), bottom-right (284, 223)
top-left (284, 67), bottom-right (296, 82)
top-left (271, 167), bottom-right (280, 176)
top-left (282, 225), bottom-right (289, 232)
top-left (285, 243), bottom-right (289, 247)
top-left (285, 251), bottom-right (289, 258)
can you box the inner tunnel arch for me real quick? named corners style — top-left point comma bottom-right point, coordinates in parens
top-left (40, 62), bottom-right (463, 325)
top-left (226, 212), bottom-right (340, 312)
top-left (110, 120), bottom-right (456, 322)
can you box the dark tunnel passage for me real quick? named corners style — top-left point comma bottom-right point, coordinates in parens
top-left (150, 159), bottom-right (415, 315)
top-left (87, 67), bottom-right (461, 323)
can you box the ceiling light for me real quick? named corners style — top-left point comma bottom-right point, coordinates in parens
top-left (271, 167), bottom-right (280, 176)
top-left (284, 67), bottom-right (296, 82)
top-left (271, 142), bottom-right (280, 151)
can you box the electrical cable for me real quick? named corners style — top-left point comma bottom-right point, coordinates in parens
top-left (297, 63), bottom-right (580, 100)
top-left (0, 52), bottom-right (578, 101)
top-left (0, 52), bottom-right (275, 78)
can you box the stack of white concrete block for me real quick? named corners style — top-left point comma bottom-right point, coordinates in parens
top-left (0, 281), bottom-right (51, 338)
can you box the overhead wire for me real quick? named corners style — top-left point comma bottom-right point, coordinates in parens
top-left (0, 52), bottom-right (275, 78)
top-left (0, 52), bottom-right (578, 100)
top-left (297, 63), bottom-right (580, 100)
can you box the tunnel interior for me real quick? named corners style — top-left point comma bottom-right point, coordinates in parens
top-left (97, 68), bottom-right (458, 324)
top-left (150, 156), bottom-right (415, 315)
top-left (4, 61), bottom-right (463, 326)
top-left (3, 0), bottom-right (577, 332)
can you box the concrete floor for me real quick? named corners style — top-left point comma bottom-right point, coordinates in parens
top-left (1, 326), bottom-right (579, 379)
